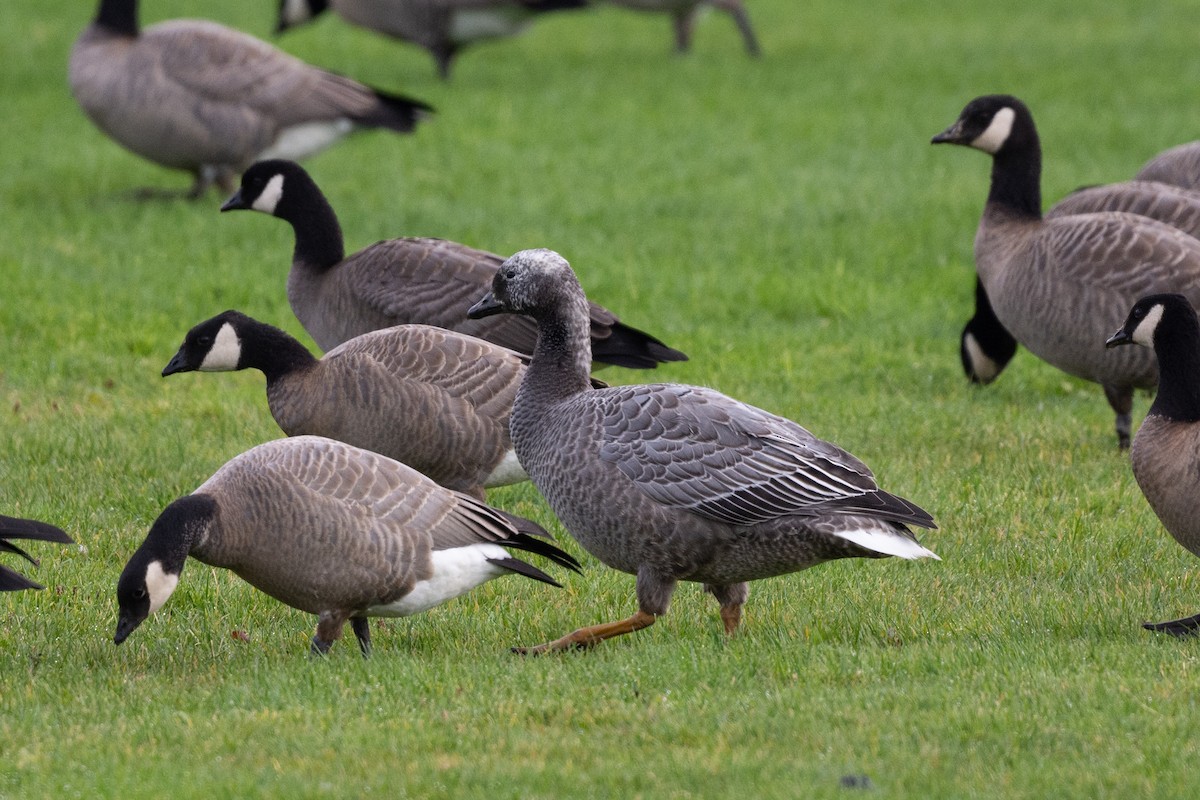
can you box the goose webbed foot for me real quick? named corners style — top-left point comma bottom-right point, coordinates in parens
top-left (512, 610), bottom-right (657, 655)
top-left (1143, 613), bottom-right (1200, 637)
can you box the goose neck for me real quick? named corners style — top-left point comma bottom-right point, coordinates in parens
top-left (519, 312), bottom-right (594, 411)
top-left (986, 145), bottom-right (1042, 220)
top-left (94, 0), bottom-right (139, 36)
top-left (287, 192), bottom-right (346, 272)
top-left (1150, 322), bottom-right (1200, 422)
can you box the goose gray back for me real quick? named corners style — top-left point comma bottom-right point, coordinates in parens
top-left (70, 0), bottom-right (431, 197)
top-left (1135, 142), bottom-right (1200, 191)
top-left (1106, 294), bottom-right (1200, 636)
top-left (220, 160), bottom-right (689, 369)
top-left (933, 94), bottom-right (1200, 447)
top-left (467, 249), bottom-right (937, 653)
top-left (162, 310), bottom-right (528, 498)
top-left (278, 0), bottom-right (591, 79)
top-left (114, 436), bottom-right (580, 654)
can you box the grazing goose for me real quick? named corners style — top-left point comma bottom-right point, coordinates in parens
top-left (220, 160), bottom-right (688, 368)
top-left (1, 515), bottom-right (74, 592)
top-left (601, 0), bottom-right (760, 56)
top-left (162, 310), bottom-right (529, 498)
top-left (1106, 294), bottom-right (1200, 636)
top-left (466, 249), bottom-right (938, 653)
top-left (114, 436), bottom-right (581, 654)
top-left (277, 0), bottom-right (591, 79)
top-left (963, 180), bottom-right (1200, 384)
top-left (70, 0), bottom-right (432, 198)
top-left (1134, 142), bottom-right (1200, 191)
top-left (932, 94), bottom-right (1200, 447)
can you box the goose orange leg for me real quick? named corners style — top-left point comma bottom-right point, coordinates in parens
top-left (513, 610), bottom-right (658, 655)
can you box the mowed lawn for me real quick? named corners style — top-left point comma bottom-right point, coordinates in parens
top-left (4, 0), bottom-right (1200, 796)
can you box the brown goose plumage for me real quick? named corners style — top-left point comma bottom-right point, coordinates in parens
top-left (69, 0), bottom-right (431, 197)
top-left (1134, 142), bottom-right (1200, 191)
top-left (220, 160), bottom-right (688, 369)
top-left (467, 249), bottom-right (937, 653)
top-left (114, 436), bottom-right (580, 653)
top-left (277, 0), bottom-right (591, 79)
top-left (163, 311), bottom-right (527, 497)
top-left (933, 94), bottom-right (1200, 447)
top-left (1106, 293), bottom-right (1200, 636)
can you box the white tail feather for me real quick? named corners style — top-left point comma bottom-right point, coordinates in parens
top-left (833, 528), bottom-right (940, 560)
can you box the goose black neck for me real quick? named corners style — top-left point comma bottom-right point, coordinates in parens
top-left (95, 0), bottom-right (139, 36)
top-left (142, 494), bottom-right (218, 568)
top-left (285, 183), bottom-right (346, 271)
top-left (242, 322), bottom-right (319, 384)
top-left (1149, 313), bottom-right (1200, 422)
top-left (987, 138), bottom-right (1042, 219)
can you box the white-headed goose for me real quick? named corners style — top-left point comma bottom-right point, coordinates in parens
top-left (466, 249), bottom-right (938, 653)
top-left (70, 0), bottom-right (432, 197)
top-left (933, 94), bottom-right (1200, 447)
top-left (163, 310), bottom-right (529, 498)
top-left (114, 436), bottom-right (581, 654)
top-left (1, 515), bottom-right (74, 592)
top-left (1107, 293), bottom-right (1200, 636)
top-left (277, 0), bottom-right (591, 79)
top-left (220, 160), bottom-right (688, 368)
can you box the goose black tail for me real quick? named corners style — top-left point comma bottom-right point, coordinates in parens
top-left (591, 322), bottom-right (689, 370)
top-left (500, 533), bottom-right (583, 575)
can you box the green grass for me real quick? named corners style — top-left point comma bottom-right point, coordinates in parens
top-left (5, 0), bottom-right (1200, 796)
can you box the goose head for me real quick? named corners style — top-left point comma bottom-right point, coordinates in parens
top-left (931, 94), bottom-right (1036, 156)
top-left (162, 311), bottom-right (249, 375)
top-left (1106, 294), bottom-right (1192, 351)
top-left (220, 160), bottom-right (311, 217)
top-left (276, 0), bottom-right (328, 33)
top-left (467, 248), bottom-right (585, 321)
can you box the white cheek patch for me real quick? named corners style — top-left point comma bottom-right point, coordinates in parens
top-left (971, 106), bottom-right (1016, 154)
top-left (145, 560), bottom-right (180, 615)
top-left (963, 331), bottom-right (1001, 384)
top-left (1131, 303), bottom-right (1165, 347)
top-left (199, 323), bottom-right (242, 371)
top-left (280, 0), bottom-right (314, 24)
top-left (250, 173), bottom-right (286, 214)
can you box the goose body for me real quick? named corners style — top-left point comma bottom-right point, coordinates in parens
top-left (933, 95), bottom-right (1200, 447)
top-left (1106, 293), bottom-right (1200, 635)
top-left (601, 0), bottom-right (760, 56)
top-left (1, 515), bottom-right (74, 592)
top-left (70, 0), bottom-right (431, 196)
top-left (963, 180), bottom-right (1200, 385)
top-left (163, 310), bottom-right (528, 497)
top-left (467, 249), bottom-right (937, 653)
top-left (278, 0), bottom-right (590, 78)
top-left (1135, 142), bottom-right (1200, 191)
top-left (221, 160), bottom-right (688, 368)
top-left (114, 436), bottom-right (580, 653)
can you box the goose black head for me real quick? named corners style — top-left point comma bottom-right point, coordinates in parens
top-left (1106, 293), bottom-right (1194, 351)
top-left (932, 94), bottom-right (1037, 156)
top-left (221, 160), bottom-right (312, 217)
top-left (162, 311), bottom-right (249, 376)
top-left (276, 0), bottom-right (328, 33)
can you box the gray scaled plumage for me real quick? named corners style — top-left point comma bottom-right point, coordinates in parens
top-left (1106, 293), bottom-right (1200, 636)
top-left (933, 94), bottom-right (1200, 447)
top-left (219, 159), bottom-right (688, 369)
top-left (162, 310), bottom-right (528, 498)
top-left (69, 0), bottom-right (431, 197)
top-left (467, 249), bottom-right (938, 653)
top-left (114, 436), bottom-right (580, 654)
top-left (277, 0), bottom-right (592, 79)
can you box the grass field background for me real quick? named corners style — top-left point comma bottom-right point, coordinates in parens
top-left (4, 0), bottom-right (1200, 796)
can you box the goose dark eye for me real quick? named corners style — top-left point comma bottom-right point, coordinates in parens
top-left (504, 269), bottom-right (516, 280)
top-left (132, 587), bottom-right (146, 600)
top-left (198, 335), bottom-right (213, 347)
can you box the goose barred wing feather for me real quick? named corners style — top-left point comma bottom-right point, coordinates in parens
top-left (1047, 182), bottom-right (1200, 237)
top-left (1035, 214), bottom-right (1200, 298)
top-left (596, 386), bottom-right (935, 529)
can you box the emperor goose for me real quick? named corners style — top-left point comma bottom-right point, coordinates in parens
top-left (220, 159), bottom-right (688, 367)
top-left (1, 515), bottom-right (74, 592)
top-left (467, 249), bottom-right (938, 653)
top-left (163, 310), bottom-right (530, 498)
top-left (932, 94), bottom-right (1200, 447)
top-left (114, 436), bottom-right (581, 654)
top-left (964, 180), bottom-right (1200, 384)
top-left (277, 0), bottom-right (591, 79)
top-left (1107, 294), bottom-right (1200, 636)
top-left (1134, 142), bottom-right (1200, 190)
top-left (70, 0), bottom-right (432, 197)
top-left (601, 0), bottom-right (760, 56)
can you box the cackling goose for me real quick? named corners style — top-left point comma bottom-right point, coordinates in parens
top-left (1107, 293), bottom-right (1200, 636)
top-left (70, 0), bottom-right (432, 197)
top-left (114, 436), bottom-right (580, 654)
top-left (933, 95), bottom-right (1200, 447)
top-left (220, 159), bottom-right (689, 368)
top-left (163, 310), bottom-right (529, 498)
top-left (467, 249), bottom-right (938, 653)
